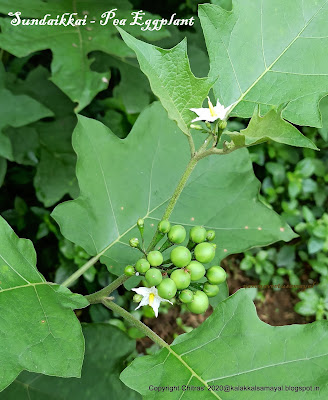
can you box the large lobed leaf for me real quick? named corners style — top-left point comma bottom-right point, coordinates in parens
top-left (199, 0), bottom-right (328, 127)
top-left (0, 0), bottom-right (169, 111)
top-left (2, 324), bottom-right (140, 399)
top-left (34, 116), bottom-right (79, 207)
top-left (229, 108), bottom-right (318, 149)
top-left (119, 29), bottom-right (216, 136)
top-left (52, 102), bottom-right (296, 278)
top-left (119, 1), bottom-right (327, 147)
top-left (0, 216), bottom-right (88, 391)
top-left (7, 65), bottom-right (79, 206)
top-left (121, 289), bottom-right (328, 399)
top-left (0, 63), bottom-right (52, 160)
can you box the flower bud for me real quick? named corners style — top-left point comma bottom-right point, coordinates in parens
top-left (133, 294), bottom-right (143, 303)
top-left (129, 237), bottom-right (139, 248)
top-left (137, 218), bottom-right (144, 228)
top-left (206, 230), bottom-right (216, 241)
top-left (218, 120), bottom-right (227, 130)
top-left (190, 124), bottom-right (203, 131)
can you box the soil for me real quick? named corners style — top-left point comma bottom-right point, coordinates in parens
top-left (137, 256), bottom-right (314, 354)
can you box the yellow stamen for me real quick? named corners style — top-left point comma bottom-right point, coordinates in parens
top-left (149, 293), bottom-right (155, 306)
top-left (207, 96), bottom-right (217, 117)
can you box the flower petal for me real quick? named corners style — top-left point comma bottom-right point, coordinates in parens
top-left (161, 299), bottom-right (173, 305)
top-left (151, 297), bottom-right (161, 317)
top-left (134, 295), bottom-right (150, 312)
top-left (132, 287), bottom-right (152, 296)
top-left (190, 107), bottom-right (208, 114)
top-left (150, 286), bottom-right (159, 296)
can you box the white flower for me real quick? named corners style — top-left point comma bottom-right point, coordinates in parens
top-left (190, 97), bottom-right (235, 123)
top-left (132, 286), bottom-right (172, 317)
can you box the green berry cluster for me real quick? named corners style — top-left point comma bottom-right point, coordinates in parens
top-left (124, 220), bottom-right (227, 314)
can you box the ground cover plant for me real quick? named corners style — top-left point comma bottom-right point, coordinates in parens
top-left (0, 0), bottom-right (328, 398)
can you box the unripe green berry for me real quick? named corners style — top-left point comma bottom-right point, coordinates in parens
top-left (194, 242), bottom-right (216, 264)
top-left (170, 269), bottom-right (191, 290)
top-left (137, 218), bottom-right (144, 228)
top-left (168, 225), bottom-right (186, 244)
top-left (206, 230), bottom-right (216, 241)
top-left (147, 251), bottom-right (163, 267)
top-left (145, 268), bottom-right (163, 286)
top-left (133, 294), bottom-right (143, 303)
top-left (206, 266), bottom-right (227, 285)
top-left (157, 278), bottom-right (177, 299)
top-left (141, 279), bottom-right (151, 288)
top-left (190, 226), bottom-right (207, 243)
top-left (129, 237), bottom-right (139, 248)
top-left (124, 265), bottom-right (135, 276)
top-left (203, 283), bottom-right (220, 297)
top-left (170, 246), bottom-right (191, 268)
top-left (179, 289), bottom-right (194, 304)
top-left (135, 258), bottom-right (150, 274)
top-left (187, 290), bottom-right (209, 314)
top-left (186, 261), bottom-right (205, 281)
top-left (158, 220), bottom-right (171, 234)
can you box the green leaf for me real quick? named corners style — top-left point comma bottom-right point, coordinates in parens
top-left (209, 282), bottom-right (229, 308)
top-left (99, 56), bottom-right (153, 115)
top-left (7, 65), bottom-right (75, 118)
top-left (308, 237), bottom-right (325, 254)
top-left (210, 0), bottom-right (232, 11)
top-left (295, 288), bottom-right (320, 316)
top-left (121, 289), bottom-right (328, 398)
top-left (34, 116), bottom-right (79, 207)
top-left (6, 66), bottom-right (79, 206)
top-left (230, 108), bottom-right (318, 149)
top-left (319, 95), bottom-right (328, 140)
top-left (0, 157), bottom-right (7, 187)
top-left (2, 324), bottom-right (140, 399)
top-left (113, 60), bottom-right (152, 114)
top-left (199, 1), bottom-right (328, 127)
top-left (0, 216), bottom-right (88, 391)
top-left (276, 245), bottom-right (295, 267)
top-left (52, 102), bottom-right (296, 279)
top-left (0, 1), bottom-right (169, 111)
top-left (0, 63), bottom-right (52, 160)
top-left (265, 162), bottom-right (285, 186)
top-left (6, 126), bottom-right (39, 166)
top-left (118, 29), bottom-right (215, 136)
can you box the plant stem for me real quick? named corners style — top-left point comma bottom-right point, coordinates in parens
top-left (158, 238), bottom-right (174, 253)
top-left (187, 135), bottom-right (195, 156)
top-left (187, 239), bottom-right (196, 251)
top-left (146, 156), bottom-right (198, 252)
top-left (146, 231), bottom-right (164, 252)
top-left (86, 274), bottom-right (129, 304)
top-left (196, 146), bottom-right (237, 160)
top-left (62, 254), bottom-right (102, 287)
top-left (102, 299), bottom-right (168, 348)
top-left (162, 156), bottom-right (198, 220)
